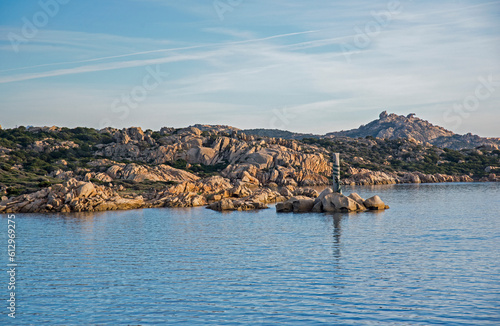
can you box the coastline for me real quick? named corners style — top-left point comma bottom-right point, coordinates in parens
top-left (1, 124), bottom-right (498, 214)
top-left (1, 176), bottom-right (495, 214)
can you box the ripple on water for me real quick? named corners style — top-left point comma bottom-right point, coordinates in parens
top-left (3, 183), bottom-right (500, 325)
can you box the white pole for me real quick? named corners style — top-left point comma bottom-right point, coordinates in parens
top-left (333, 153), bottom-right (341, 193)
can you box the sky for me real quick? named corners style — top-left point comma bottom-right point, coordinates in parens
top-left (0, 0), bottom-right (499, 137)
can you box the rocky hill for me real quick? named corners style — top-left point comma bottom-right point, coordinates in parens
top-left (243, 111), bottom-right (500, 151)
top-left (327, 111), bottom-right (500, 150)
top-left (326, 111), bottom-right (453, 142)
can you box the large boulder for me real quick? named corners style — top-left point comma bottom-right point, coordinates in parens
top-left (322, 193), bottom-right (365, 212)
top-left (229, 185), bottom-right (253, 198)
top-left (293, 188), bottom-right (319, 198)
top-left (279, 187), bottom-right (294, 198)
top-left (186, 146), bottom-right (217, 165)
top-left (321, 193), bottom-right (338, 212)
top-left (364, 195), bottom-right (386, 210)
top-left (209, 199), bottom-right (235, 211)
top-left (243, 152), bottom-right (274, 169)
top-left (276, 201), bottom-right (293, 213)
top-left (106, 163), bottom-right (199, 183)
top-left (292, 198), bottom-right (315, 213)
top-left (348, 193), bottom-right (365, 206)
top-left (331, 194), bottom-right (358, 211)
top-left (314, 188), bottom-right (333, 205)
top-left (311, 201), bottom-right (323, 212)
top-left (276, 196), bottom-right (313, 213)
top-left (77, 182), bottom-right (96, 198)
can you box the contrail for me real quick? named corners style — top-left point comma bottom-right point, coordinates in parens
top-left (0, 30), bottom-right (320, 73)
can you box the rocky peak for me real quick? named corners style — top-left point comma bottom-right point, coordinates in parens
top-left (112, 127), bottom-right (151, 145)
top-left (325, 111), bottom-right (500, 149)
top-left (328, 111), bottom-right (455, 144)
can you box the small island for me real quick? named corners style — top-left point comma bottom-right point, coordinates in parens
top-left (0, 112), bottom-right (498, 214)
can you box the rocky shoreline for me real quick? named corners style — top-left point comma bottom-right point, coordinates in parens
top-left (342, 167), bottom-right (478, 185)
top-left (0, 171), bottom-right (490, 214)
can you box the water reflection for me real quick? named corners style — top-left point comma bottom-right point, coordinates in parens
top-left (324, 212), bottom-right (347, 263)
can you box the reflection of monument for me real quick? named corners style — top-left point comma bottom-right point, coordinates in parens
top-left (331, 213), bottom-right (342, 260)
top-left (333, 153), bottom-right (342, 194)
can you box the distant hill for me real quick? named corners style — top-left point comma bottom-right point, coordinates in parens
top-left (326, 111), bottom-right (500, 150)
top-left (242, 129), bottom-right (318, 140)
top-left (243, 111), bottom-right (500, 150)
top-left (326, 111), bottom-right (453, 141)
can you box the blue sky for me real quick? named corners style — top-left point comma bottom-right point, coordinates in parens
top-left (0, 0), bottom-right (499, 136)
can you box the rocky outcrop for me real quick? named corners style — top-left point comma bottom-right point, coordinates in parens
top-left (165, 176), bottom-right (233, 196)
top-left (105, 163), bottom-right (199, 183)
top-left (0, 179), bottom-right (144, 213)
top-left (343, 167), bottom-right (474, 185)
top-left (277, 189), bottom-right (388, 213)
top-left (208, 187), bottom-right (286, 211)
top-left (149, 176), bottom-right (233, 208)
top-left (29, 139), bottom-right (79, 153)
top-left (327, 111), bottom-right (454, 142)
top-left (479, 173), bottom-right (500, 182)
top-left (49, 169), bottom-right (75, 181)
top-left (84, 172), bottom-right (113, 183)
top-left (49, 162), bottom-right (199, 184)
top-left (94, 126), bottom-right (332, 187)
top-left (146, 175), bottom-right (287, 211)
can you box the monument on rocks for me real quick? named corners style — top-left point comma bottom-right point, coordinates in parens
top-left (276, 153), bottom-right (389, 213)
top-left (333, 153), bottom-right (342, 194)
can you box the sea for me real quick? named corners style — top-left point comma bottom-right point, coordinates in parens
top-left (2, 182), bottom-right (499, 325)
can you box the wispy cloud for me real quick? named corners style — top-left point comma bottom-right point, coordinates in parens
top-left (0, 0), bottom-right (499, 136)
top-left (0, 29), bottom-right (320, 79)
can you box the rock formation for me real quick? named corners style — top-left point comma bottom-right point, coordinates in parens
top-left (0, 179), bottom-right (144, 213)
top-left (276, 189), bottom-right (388, 213)
top-left (343, 167), bottom-right (474, 185)
top-left (93, 126), bottom-right (332, 187)
top-left (105, 163), bottom-right (199, 183)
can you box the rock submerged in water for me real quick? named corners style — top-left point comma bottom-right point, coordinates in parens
top-left (363, 195), bottom-right (388, 210)
top-left (276, 188), bottom-right (388, 213)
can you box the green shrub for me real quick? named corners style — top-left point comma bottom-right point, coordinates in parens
top-left (7, 187), bottom-right (22, 197)
top-left (38, 180), bottom-right (51, 188)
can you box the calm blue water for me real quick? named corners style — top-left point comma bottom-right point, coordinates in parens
top-left (2, 183), bottom-right (500, 325)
